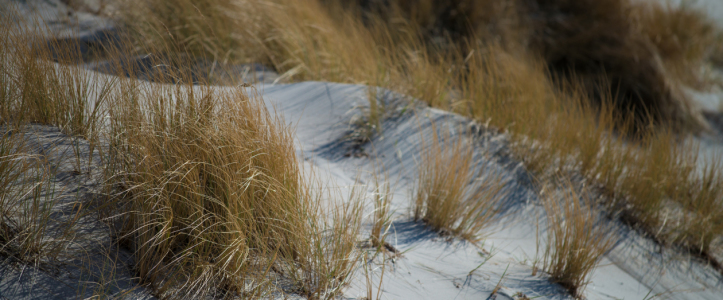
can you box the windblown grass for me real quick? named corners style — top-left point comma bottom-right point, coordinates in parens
top-left (98, 57), bottom-right (363, 297)
top-left (0, 19), bottom-right (111, 139)
top-left (523, 0), bottom-right (704, 134)
top-left (542, 182), bottom-right (614, 298)
top-left (0, 133), bottom-right (56, 264)
top-left (1, 8), bottom-right (365, 298)
top-left (633, 1), bottom-right (723, 89)
top-left (122, 0), bottom-right (722, 132)
top-left (0, 10), bottom-right (107, 267)
top-left (121, 0), bottom-right (723, 270)
top-left (6, 0), bottom-right (723, 297)
top-left (348, 0), bottom-right (719, 132)
top-left (119, 0), bottom-right (244, 63)
top-left (413, 128), bottom-right (505, 242)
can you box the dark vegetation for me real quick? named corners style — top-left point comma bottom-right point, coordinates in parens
top-left (337, 0), bottom-right (719, 134)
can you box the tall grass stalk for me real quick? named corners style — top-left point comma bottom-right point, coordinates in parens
top-left (370, 174), bottom-right (393, 250)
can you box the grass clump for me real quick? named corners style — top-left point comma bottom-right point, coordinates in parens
top-left (542, 182), bottom-right (615, 298)
top-left (120, 0), bottom-right (723, 133)
top-left (524, 0), bottom-right (703, 133)
top-left (458, 44), bottom-right (723, 267)
top-left (120, 0), bottom-right (243, 63)
top-left (116, 0), bottom-right (723, 276)
top-left (103, 71), bottom-right (362, 298)
top-left (325, 0), bottom-right (720, 133)
top-left (0, 11), bottom-right (107, 266)
top-left (413, 128), bottom-right (505, 242)
top-left (6, 0), bottom-right (723, 297)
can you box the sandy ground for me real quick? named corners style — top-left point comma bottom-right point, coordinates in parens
top-left (2, 0), bottom-right (723, 299)
top-left (257, 81), bottom-right (723, 300)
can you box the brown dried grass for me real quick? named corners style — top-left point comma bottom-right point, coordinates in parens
top-left (542, 181), bottom-right (615, 298)
top-left (121, 0), bottom-right (723, 273)
top-left (413, 127), bottom-right (505, 242)
top-left (100, 60), bottom-right (363, 299)
top-left (1, 8), bottom-right (364, 298)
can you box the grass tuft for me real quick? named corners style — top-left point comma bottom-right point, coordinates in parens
top-left (413, 127), bottom-right (505, 242)
top-left (101, 67), bottom-right (362, 297)
top-left (542, 181), bottom-right (615, 298)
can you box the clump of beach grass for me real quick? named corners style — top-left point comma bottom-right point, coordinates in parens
top-left (0, 14), bottom-right (112, 139)
top-left (413, 127), bottom-right (505, 242)
top-left (102, 65), bottom-right (363, 297)
top-left (542, 181), bottom-right (615, 298)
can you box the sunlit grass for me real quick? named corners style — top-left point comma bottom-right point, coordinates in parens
top-left (542, 181), bottom-right (614, 298)
top-left (413, 127), bottom-right (505, 242)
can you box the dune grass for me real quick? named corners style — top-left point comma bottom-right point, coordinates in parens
top-left (0, 13), bottom-right (108, 267)
top-left (126, 0), bottom-right (721, 131)
top-left (119, 0), bottom-right (244, 64)
top-left (102, 75), bottom-right (363, 297)
top-left (542, 181), bottom-right (615, 298)
top-left (0, 20), bottom-right (112, 140)
top-left (0, 133), bottom-right (55, 264)
top-left (121, 0), bottom-right (723, 268)
top-left (413, 127), bottom-right (505, 242)
top-left (1, 8), bottom-right (365, 298)
top-left (633, 1), bottom-right (723, 90)
top-left (4, 0), bottom-right (723, 297)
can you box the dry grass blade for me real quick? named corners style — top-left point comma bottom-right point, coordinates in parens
top-left (542, 182), bottom-right (615, 298)
top-left (370, 173), bottom-right (393, 251)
